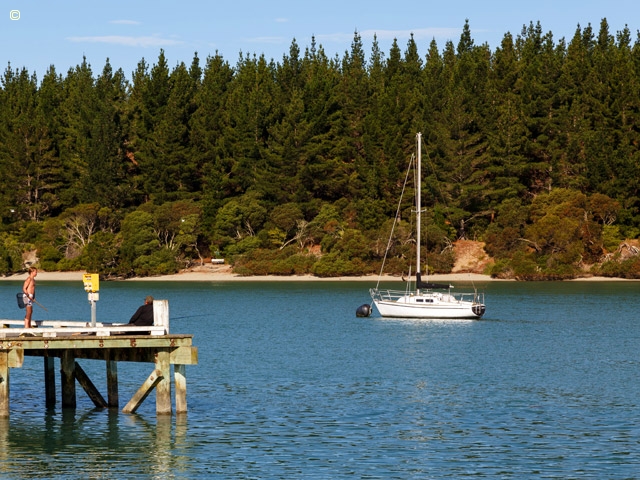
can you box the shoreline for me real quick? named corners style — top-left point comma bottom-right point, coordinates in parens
top-left (0, 270), bottom-right (496, 283)
top-left (0, 270), bottom-right (635, 283)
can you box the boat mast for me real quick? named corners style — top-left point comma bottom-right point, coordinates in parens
top-left (416, 132), bottom-right (422, 292)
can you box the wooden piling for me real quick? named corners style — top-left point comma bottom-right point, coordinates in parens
top-left (155, 349), bottom-right (172, 415)
top-left (106, 354), bottom-right (118, 408)
top-left (44, 356), bottom-right (55, 408)
top-left (0, 351), bottom-right (9, 417)
top-left (175, 364), bottom-right (187, 414)
top-left (60, 350), bottom-right (76, 408)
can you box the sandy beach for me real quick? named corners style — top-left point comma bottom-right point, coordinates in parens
top-left (0, 269), bottom-right (495, 283)
top-left (0, 266), bottom-right (631, 283)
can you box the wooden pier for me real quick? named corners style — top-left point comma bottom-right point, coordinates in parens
top-left (0, 300), bottom-right (198, 417)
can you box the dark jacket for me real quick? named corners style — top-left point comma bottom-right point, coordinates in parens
top-left (128, 303), bottom-right (154, 326)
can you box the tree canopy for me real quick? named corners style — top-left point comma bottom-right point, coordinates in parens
top-left (1, 19), bottom-right (640, 279)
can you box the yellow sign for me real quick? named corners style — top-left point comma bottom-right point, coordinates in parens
top-left (83, 273), bottom-right (99, 292)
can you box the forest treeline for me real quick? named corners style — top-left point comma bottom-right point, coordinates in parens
top-left (1, 19), bottom-right (640, 279)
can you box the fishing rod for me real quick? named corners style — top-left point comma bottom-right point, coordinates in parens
top-left (170, 314), bottom-right (210, 321)
top-left (32, 298), bottom-right (48, 311)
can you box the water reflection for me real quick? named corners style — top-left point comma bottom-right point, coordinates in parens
top-left (0, 410), bottom-right (193, 478)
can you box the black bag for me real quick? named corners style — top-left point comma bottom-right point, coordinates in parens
top-left (16, 293), bottom-right (25, 309)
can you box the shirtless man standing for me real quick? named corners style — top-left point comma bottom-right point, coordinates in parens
top-left (22, 267), bottom-right (37, 328)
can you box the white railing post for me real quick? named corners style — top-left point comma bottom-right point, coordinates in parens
top-left (153, 300), bottom-right (169, 334)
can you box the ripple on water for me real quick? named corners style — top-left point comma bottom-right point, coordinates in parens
top-left (1, 281), bottom-right (640, 477)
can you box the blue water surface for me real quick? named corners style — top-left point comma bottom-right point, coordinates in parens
top-left (0, 279), bottom-right (639, 478)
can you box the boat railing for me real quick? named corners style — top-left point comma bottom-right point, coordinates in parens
top-left (371, 288), bottom-right (485, 305)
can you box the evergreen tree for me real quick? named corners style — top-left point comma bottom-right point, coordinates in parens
top-left (267, 40), bottom-right (313, 204)
top-left (58, 58), bottom-right (97, 208)
top-left (191, 51), bottom-right (234, 206)
top-left (485, 32), bottom-right (529, 204)
top-left (1, 20), bottom-right (639, 277)
top-left (0, 66), bottom-right (57, 221)
top-left (217, 53), bottom-right (276, 199)
top-left (85, 60), bottom-right (132, 209)
top-left (360, 34), bottom-right (388, 202)
top-left (296, 42), bottom-right (342, 205)
top-left (514, 22), bottom-right (560, 196)
top-left (608, 26), bottom-right (640, 232)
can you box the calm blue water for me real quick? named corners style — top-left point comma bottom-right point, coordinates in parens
top-left (0, 279), bottom-right (639, 478)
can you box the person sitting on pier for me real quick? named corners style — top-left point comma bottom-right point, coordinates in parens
top-left (128, 295), bottom-right (155, 326)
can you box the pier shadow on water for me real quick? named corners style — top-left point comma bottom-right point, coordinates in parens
top-left (0, 410), bottom-right (193, 478)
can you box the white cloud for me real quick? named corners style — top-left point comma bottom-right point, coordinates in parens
top-left (109, 19), bottom-right (141, 25)
top-left (67, 35), bottom-right (184, 48)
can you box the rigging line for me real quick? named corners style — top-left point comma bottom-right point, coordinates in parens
top-left (469, 274), bottom-right (479, 300)
top-left (170, 314), bottom-right (212, 321)
top-left (375, 153), bottom-right (415, 292)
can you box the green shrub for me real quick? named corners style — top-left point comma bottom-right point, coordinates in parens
top-left (505, 251), bottom-right (539, 280)
top-left (487, 259), bottom-right (514, 279)
top-left (595, 257), bottom-right (640, 279)
top-left (224, 236), bottom-right (262, 256)
top-left (81, 231), bottom-right (119, 275)
top-left (312, 252), bottom-right (369, 277)
top-left (425, 250), bottom-right (455, 273)
top-left (0, 245), bottom-right (11, 275)
top-left (231, 247), bottom-right (318, 276)
top-left (0, 236), bottom-right (24, 275)
top-left (18, 222), bottom-right (44, 243)
top-left (38, 245), bottom-right (63, 267)
top-left (133, 249), bottom-right (179, 276)
top-left (55, 257), bottom-right (83, 272)
top-left (284, 254), bottom-right (317, 274)
top-left (601, 225), bottom-right (623, 253)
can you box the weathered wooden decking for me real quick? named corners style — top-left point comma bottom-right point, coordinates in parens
top-left (0, 300), bottom-right (198, 417)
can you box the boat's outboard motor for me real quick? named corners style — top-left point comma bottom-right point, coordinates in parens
top-left (356, 304), bottom-right (372, 317)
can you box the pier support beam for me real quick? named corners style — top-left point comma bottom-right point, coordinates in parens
top-left (0, 351), bottom-right (9, 418)
top-left (44, 356), bottom-right (56, 408)
top-left (175, 364), bottom-right (187, 414)
top-left (156, 349), bottom-right (172, 415)
top-left (122, 369), bottom-right (163, 414)
top-left (60, 350), bottom-right (76, 408)
top-left (106, 356), bottom-right (118, 408)
top-left (74, 362), bottom-right (107, 408)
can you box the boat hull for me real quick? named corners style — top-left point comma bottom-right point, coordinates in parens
top-left (371, 289), bottom-right (485, 319)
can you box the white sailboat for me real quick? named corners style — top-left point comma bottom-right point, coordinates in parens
top-left (367, 133), bottom-right (486, 319)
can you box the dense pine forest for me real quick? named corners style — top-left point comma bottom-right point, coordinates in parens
top-left (1, 19), bottom-right (640, 279)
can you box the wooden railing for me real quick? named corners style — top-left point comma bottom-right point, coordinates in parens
top-left (0, 299), bottom-right (170, 337)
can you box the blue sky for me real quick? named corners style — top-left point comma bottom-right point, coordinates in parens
top-left (2, 0), bottom-right (639, 81)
